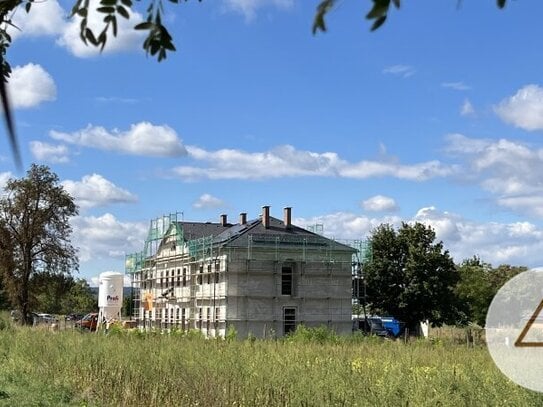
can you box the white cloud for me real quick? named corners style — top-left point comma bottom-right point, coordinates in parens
top-left (444, 133), bottom-right (490, 155)
top-left (295, 211), bottom-right (402, 240)
top-left (193, 193), bottom-right (225, 209)
top-left (445, 134), bottom-right (543, 218)
top-left (0, 172), bottom-right (12, 192)
top-left (413, 207), bottom-right (543, 267)
top-left (460, 99), bottom-right (475, 117)
top-left (223, 0), bottom-right (294, 21)
top-left (362, 195), bottom-right (398, 212)
top-left (340, 159), bottom-right (455, 181)
top-left (29, 141), bottom-right (70, 163)
top-left (10, 0), bottom-right (143, 57)
top-left (382, 65), bottom-right (415, 78)
top-left (57, 2), bottom-right (145, 57)
top-left (50, 122), bottom-right (187, 157)
top-left (173, 144), bottom-right (455, 181)
top-left (9, 64), bottom-right (56, 109)
top-left (297, 207), bottom-right (543, 268)
top-left (62, 174), bottom-right (138, 209)
top-left (442, 82), bottom-right (471, 91)
top-left (495, 85), bottom-right (543, 131)
top-left (71, 213), bottom-right (147, 262)
top-left (9, 0), bottom-right (66, 40)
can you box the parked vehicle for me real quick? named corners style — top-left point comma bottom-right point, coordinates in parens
top-left (31, 313), bottom-right (58, 326)
top-left (66, 313), bottom-right (84, 321)
top-left (75, 313), bottom-right (98, 331)
top-left (353, 315), bottom-right (405, 338)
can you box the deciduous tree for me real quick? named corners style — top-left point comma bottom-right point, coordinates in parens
top-left (364, 222), bottom-right (462, 332)
top-left (0, 164), bottom-right (78, 324)
top-left (456, 258), bottom-right (527, 326)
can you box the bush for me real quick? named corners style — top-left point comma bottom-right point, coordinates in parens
top-left (285, 325), bottom-right (339, 344)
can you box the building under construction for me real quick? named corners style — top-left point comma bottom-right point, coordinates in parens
top-left (125, 206), bottom-right (360, 338)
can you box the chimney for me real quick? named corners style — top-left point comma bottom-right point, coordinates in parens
top-left (262, 205), bottom-right (270, 229)
top-left (284, 207), bottom-right (292, 229)
top-left (220, 214), bottom-right (227, 226)
top-left (240, 212), bottom-right (247, 225)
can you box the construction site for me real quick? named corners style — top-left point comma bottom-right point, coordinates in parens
top-left (125, 206), bottom-right (369, 338)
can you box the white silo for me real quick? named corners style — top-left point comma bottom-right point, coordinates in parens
top-left (97, 271), bottom-right (124, 329)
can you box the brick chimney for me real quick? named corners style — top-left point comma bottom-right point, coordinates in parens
top-left (220, 214), bottom-right (227, 226)
top-left (284, 207), bottom-right (292, 229)
top-left (262, 205), bottom-right (270, 229)
top-left (240, 212), bottom-right (247, 225)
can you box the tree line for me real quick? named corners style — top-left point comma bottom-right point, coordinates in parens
top-left (0, 165), bottom-right (531, 328)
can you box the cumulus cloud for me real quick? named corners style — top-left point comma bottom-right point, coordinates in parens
top-left (295, 211), bottom-right (402, 240)
top-left (442, 82), bottom-right (471, 91)
top-left (29, 141), bottom-right (70, 163)
top-left (460, 99), bottom-right (475, 117)
top-left (9, 0), bottom-right (66, 40)
top-left (382, 65), bottom-right (415, 78)
top-left (362, 195), bottom-right (398, 213)
top-left (50, 122), bottom-right (187, 157)
top-left (297, 207), bottom-right (543, 268)
top-left (10, 0), bottom-right (143, 57)
top-left (0, 172), bottom-right (12, 192)
top-left (193, 193), bottom-right (225, 209)
top-left (62, 174), bottom-right (138, 209)
top-left (495, 85), bottom-right (543, 131)
top-left (413, 206), bottom-right (543, 267)
top-left (71, 213), bottom-right (147, 262)
top-left (445, 134), bottom-right (543, 218)
top-left (57, 2), bottom-right (145, 57)
top-left (223, 0), bottom-right (294, 20)
top-left (173, 144), bottom-right (456, 181)
top-left (9, 64), bottom-right (56, 109)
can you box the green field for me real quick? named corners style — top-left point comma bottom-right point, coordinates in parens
top-left (0, 318), bottom-right (541, 406)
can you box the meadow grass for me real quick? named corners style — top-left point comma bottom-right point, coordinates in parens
top-left (0, 316), bottom-right (541, 406)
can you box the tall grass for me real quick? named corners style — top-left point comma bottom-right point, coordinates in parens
top-left (0, 320), bottom-right (541, 406)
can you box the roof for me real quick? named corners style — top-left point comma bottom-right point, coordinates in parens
top-left (209, 216), bottom-right (355, 253)
top-left (177, 221), bottom-right (232, 241)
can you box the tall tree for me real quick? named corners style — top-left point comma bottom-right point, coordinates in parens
top-left (0, 164), bottom-right (78, 324)
top-left (365, 222), bottom-right (462, 331)
top-left (0, 278), bottom-right (9, 310)
top-left (456, 258), bottom-right (527, 326)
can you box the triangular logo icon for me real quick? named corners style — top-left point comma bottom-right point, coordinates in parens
top-left (515, 299), bottom-right (543, 347)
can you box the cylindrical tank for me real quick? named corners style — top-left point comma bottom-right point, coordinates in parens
top-left (98, 271), bottom-right (124, 320)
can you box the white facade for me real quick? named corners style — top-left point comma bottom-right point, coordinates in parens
top-left (128, 208), bottom-right (355, 338)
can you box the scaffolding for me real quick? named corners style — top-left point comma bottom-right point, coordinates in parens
top-left (125, 213), bottom-right (372, 337)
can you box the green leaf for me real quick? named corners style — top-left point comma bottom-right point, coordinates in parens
top-left (366, 0), bottom-right (390, 20)
top-left (112, 17), bottom-right (118, 36)
top-left (25, 2), bottom-right (32, 13)
top-left (100, 0), bottom-right (117, 5)
top-left (76, 8), bottom-right (87, 17)
top-left (97, 6), bottom-right (115, 13)
top-left (121, 0), bottom-right (132, 6)
top-left (117, 5), bottom-right (129, 19)
top-left (134, 22), bottom-right (153, 30)
top-left (370, 15), bottom-right (387, 31)
top-left (312, 0), bottom-right (335, 35)
top-left (84, 28), bottom-right (98, 46)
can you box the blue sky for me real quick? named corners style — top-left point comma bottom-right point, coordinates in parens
top-left (2, 0), bottom-right (543, 284)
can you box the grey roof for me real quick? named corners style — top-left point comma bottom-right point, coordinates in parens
top-left (177, 221), bottom-right (232, 241)
top-left (208, 216), bottom-right (354, 252)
